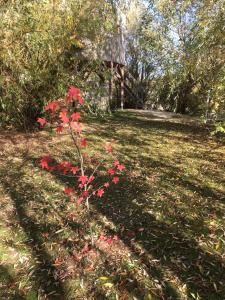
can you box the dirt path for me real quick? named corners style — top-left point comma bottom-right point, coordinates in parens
top-left (127, 109), bottom-right (202, 124)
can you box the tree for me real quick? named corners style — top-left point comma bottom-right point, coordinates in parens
top-left (125, 0), bottom-right (225, 119)
top-left (0, 0), bottom-right (116, 128)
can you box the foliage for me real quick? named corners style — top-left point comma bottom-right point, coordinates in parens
top-left (0, 0), bottom-right (115, 128)
top-left (1, 0), bottom-right (224, 128)
top-left (38, 86), bottom-right (125, 210)
top-left (124, 0), bottom-right (225, 121)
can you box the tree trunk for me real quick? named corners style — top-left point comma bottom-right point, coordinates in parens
top-left (120, 65), bottom-right (124, 110)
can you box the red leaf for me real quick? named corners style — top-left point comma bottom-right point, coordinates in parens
top-left (64, 187), bottom-right (74, 195)
top-left (71, 121), bottom-right (82, 134)
top-left (55, 126), bottom-right (63, 134)
top-left (104, 182), bottom-right (110, 188)
top-left (37, 117), bottom-right (46, 127)
top-left (71, 166), bottom-right (79, 174)
top-left (106, 237), bottom-right (113, 245)
top-left (40, 156), bottom-right (52, 170)
top-left (97, 188), bottom-right (105, 197)
top-left (81, 138), bottom-right (87, 147)
top-left (105, 143), bottom-right (113, 153)
top-left (68, 86), bottom-right (81, 99)
top-left (117, 164), bottom-right (125, 171)
top-left (44, 101), bottom-right (59, 111)
top-left (77, 95), bottom-right (84, 105)
top-left (59, 110), bottom-right (69, 123)
top-left (82, 190), bottom-right (89, 198)
top-left (67, 87), bottom-right (84, 105)
top-left (78, 175), bottom-right (88, 185)
top-left (71, 112), bottom-right (81, 121)
top-left (107, 168), bottom-right (115, 175)
top-left (112, 177), bottom-right (119, 184)
top-left (88, 175), bottom-right (95, 183)
top-left (114, 160), bottom-right (120, 167)
top-left (57, 161), bottom-right (72, 175)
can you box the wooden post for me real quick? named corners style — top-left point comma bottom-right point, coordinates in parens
top-left (120, 65), bottom-right (125, 110)
top-left (109, 61), bottom-right (114, 108)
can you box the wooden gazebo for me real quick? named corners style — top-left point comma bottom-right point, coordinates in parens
top-left (76, 9), bottom-right (139, 110)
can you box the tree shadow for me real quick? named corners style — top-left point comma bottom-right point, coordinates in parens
top-left (91, 175), bottom-right (225, 299)
top-left (25, 109), bottom-right (225, 299)
top-left (84, 121), bottom-right (225, 298)
top-left (30, 152), bottom-right (225, 299)
top-left (26, 155), bottom-right (180, 299)
top-left (91, 215), bottom-right (181, 300)
top-left (2, 109), bottom-right (222, 299)
top-left (0, 164), bottom-right (66, 299)
top-left (85, 110), bottom-right (209, 140)
top-left (0, 264), bottom-right (27, 300)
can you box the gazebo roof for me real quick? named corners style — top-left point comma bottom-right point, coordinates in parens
top-left (76, 7), bottom-right (127, 66)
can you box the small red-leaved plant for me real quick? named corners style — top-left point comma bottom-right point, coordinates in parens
top-left (37, 86), bottom-right (126, 211)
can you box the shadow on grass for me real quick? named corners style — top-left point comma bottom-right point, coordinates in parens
top-left (1, 110), bottom-right (224, 299)
top-left (28, 111), bottom-right (225, 299)
top-left (92, 177), bottom-right (225, 299)
top-left (141, 154), bottom-right (224, 195)
top-left (0, 264), bottom-right (27, 300)
top-left (29, 156), bottom-right (225, 299)
top-left (0, 164), bottom-right (66, 299)
top-left (85, 110), bottom-right (209, 139)
top-left (76, 113), bottom-right (225, 298)
top-left (27, 156), bottom-right (181, 299)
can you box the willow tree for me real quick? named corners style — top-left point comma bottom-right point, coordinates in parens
top-left (0, 0), bottom-right (115, 128)
top-left (127, 0), bottom-right (225, 118)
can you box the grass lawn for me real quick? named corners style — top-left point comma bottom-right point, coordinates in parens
top-left (0, 110), bottom-right (224, 300)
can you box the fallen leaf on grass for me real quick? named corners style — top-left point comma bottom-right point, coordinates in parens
top-left (103, 282), bottom-right (114, 288)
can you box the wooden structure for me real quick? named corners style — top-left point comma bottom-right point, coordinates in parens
top-left (76, 9), bottom-right (139, 110)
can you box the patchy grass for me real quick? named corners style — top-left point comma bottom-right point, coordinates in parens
top-left (0, 110), bottom-right (225, 300)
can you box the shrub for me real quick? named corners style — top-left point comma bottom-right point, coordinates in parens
top-left (37, 86), bottom-right (125, 227)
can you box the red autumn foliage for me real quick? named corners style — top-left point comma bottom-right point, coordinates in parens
top-left (104, 182), bottom-right (110, 188)
top-left (71, 166), bottom-right (79, 174)
top-left (105, 143), bottom-right (113, 153)
top-left (37, 117), bottom-right (47, 127)
top-left (37, 86), bottom-right (126, 208)
top-left (112, 177), bottom-right (119, 184)
top-left (97, 188), bottom-right (105, 198)
top-left (99, 234), bottom-right (119, 245)
top-left (71, 112), bottom-right (81, 122)
top-left (44, 101), bottom-right (60, 111)
top-left (80, 138), bottom-right (87, 147)
top-left (107, 168), bottom-right (115, 175)
top-left (59, 110), bottom-right (69, 124)
top-left (55, 126), bottom-right (63, 134)
top-left (78, 175), bottom-right (88, 185)
top-left (70, 121), bottom-right (82, 134)
top-left (117, 163), bottom-right (126, 171)
top-left (64, 187), bottom-right (74, 195)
